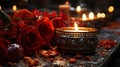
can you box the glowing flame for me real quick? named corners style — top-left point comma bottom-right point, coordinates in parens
top-left (82, 13), bottom-right (87, 21)
top-left (108, 6), bottom-right (114, 12)
top-left (97, 13), bottom-right (101, 18)
top-left (101, 13), bottom-right (106, 18)
top-left (76, 6), bottom-right (81, 13)
top-left (13, 5), bottom-right (17, 11)
top-left (89, 12), bottom-right (94, 20)
top-left (74, 22), bottom-right (78, 31)
top-left (97, 13), bottom-right (106, 18)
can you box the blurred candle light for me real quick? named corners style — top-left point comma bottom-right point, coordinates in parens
top-left (89, 12), bottom-right (94, 20)
top-left (82, 13), bottom-right (87, 21)
top-left (101, 13), bottom-right (106, 18)
top-left (97, 13), bottom-right (101, 18)
top-left (74, 22), bottom-right (79, 31)
top-left (108, 6), bottom-right (114, 13)
top-left (13, 5), bottom-right (17, 11)
top-left (76, 6), bottom-right (81, 13)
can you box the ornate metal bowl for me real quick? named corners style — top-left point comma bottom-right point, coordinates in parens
top-left (54, 27), bottom-right (98, 54)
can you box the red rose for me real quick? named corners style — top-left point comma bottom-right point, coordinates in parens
top-left (12, 9), bottom-right (35, 26)
top-left (14, 9), bottom-right (34, 19)
top-left (18, 21), bottom-right (46, 56)
top-left (52, 17), bottom-right (67, 28)
top-left (42, 11), bottom-right (57, 19)
top-left (47, 11), bottom-right (57, 19)
top-left (36, 17), bottom-right (54, 45)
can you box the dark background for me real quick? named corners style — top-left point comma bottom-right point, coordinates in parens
top-left (0, 0), bottom-right (120, 19)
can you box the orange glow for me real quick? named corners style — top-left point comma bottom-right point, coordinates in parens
top-left (74, 22), bottom-right (78, 31)
top-left (108, 6), bottom-right (114, 12)
top-left (13, 5), bottom-right (17, 11)
top-left (82, 13), bottom-right (87, 21)
top-left (65, 1), bottom-right (69, 5)
top-left (89, 12), bottom-right (94, 20)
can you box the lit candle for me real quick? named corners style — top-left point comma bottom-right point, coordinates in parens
top-left (74, 22), bottom-right (79, 31)
top-left (82, 13), bottom-right (87, 21)
top-left (63, 22), bottom-right (88, 32)
top-left (89, 12), bottom-right (94, 20)
top-left (12, 5), bottom-right (17, 11)
top-left (59, 1), bottom-right (70, 21)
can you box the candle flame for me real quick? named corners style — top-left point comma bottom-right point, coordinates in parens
top-left (97, 13), bottom-right (101, 18)
top-left (0, 6), bottom-right (1, 10)
top-left (74, 22), bottom-right (78, 31)
top-left (108, 6), bottom-right (114, 13)
top-left (82, 13), bottom-right (87, 21)
top-left (101, 13), bottom-right (106, 18)
top-left (13, 5), bottom-right (17, 11)
top-left (76, 6), bottom-right (81, 13)
top-left (89, 12), bottom-right (94, 20)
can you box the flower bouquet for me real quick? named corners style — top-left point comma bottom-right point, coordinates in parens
top-left (0, 9), bottom-right (69, 64)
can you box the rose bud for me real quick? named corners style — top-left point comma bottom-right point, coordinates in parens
top-left (69, 58), bottom-right (76, 63)
top-left (84, 56), bottom-right (92, 60)
top-left (7, 43), bottom-right (23, 62)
